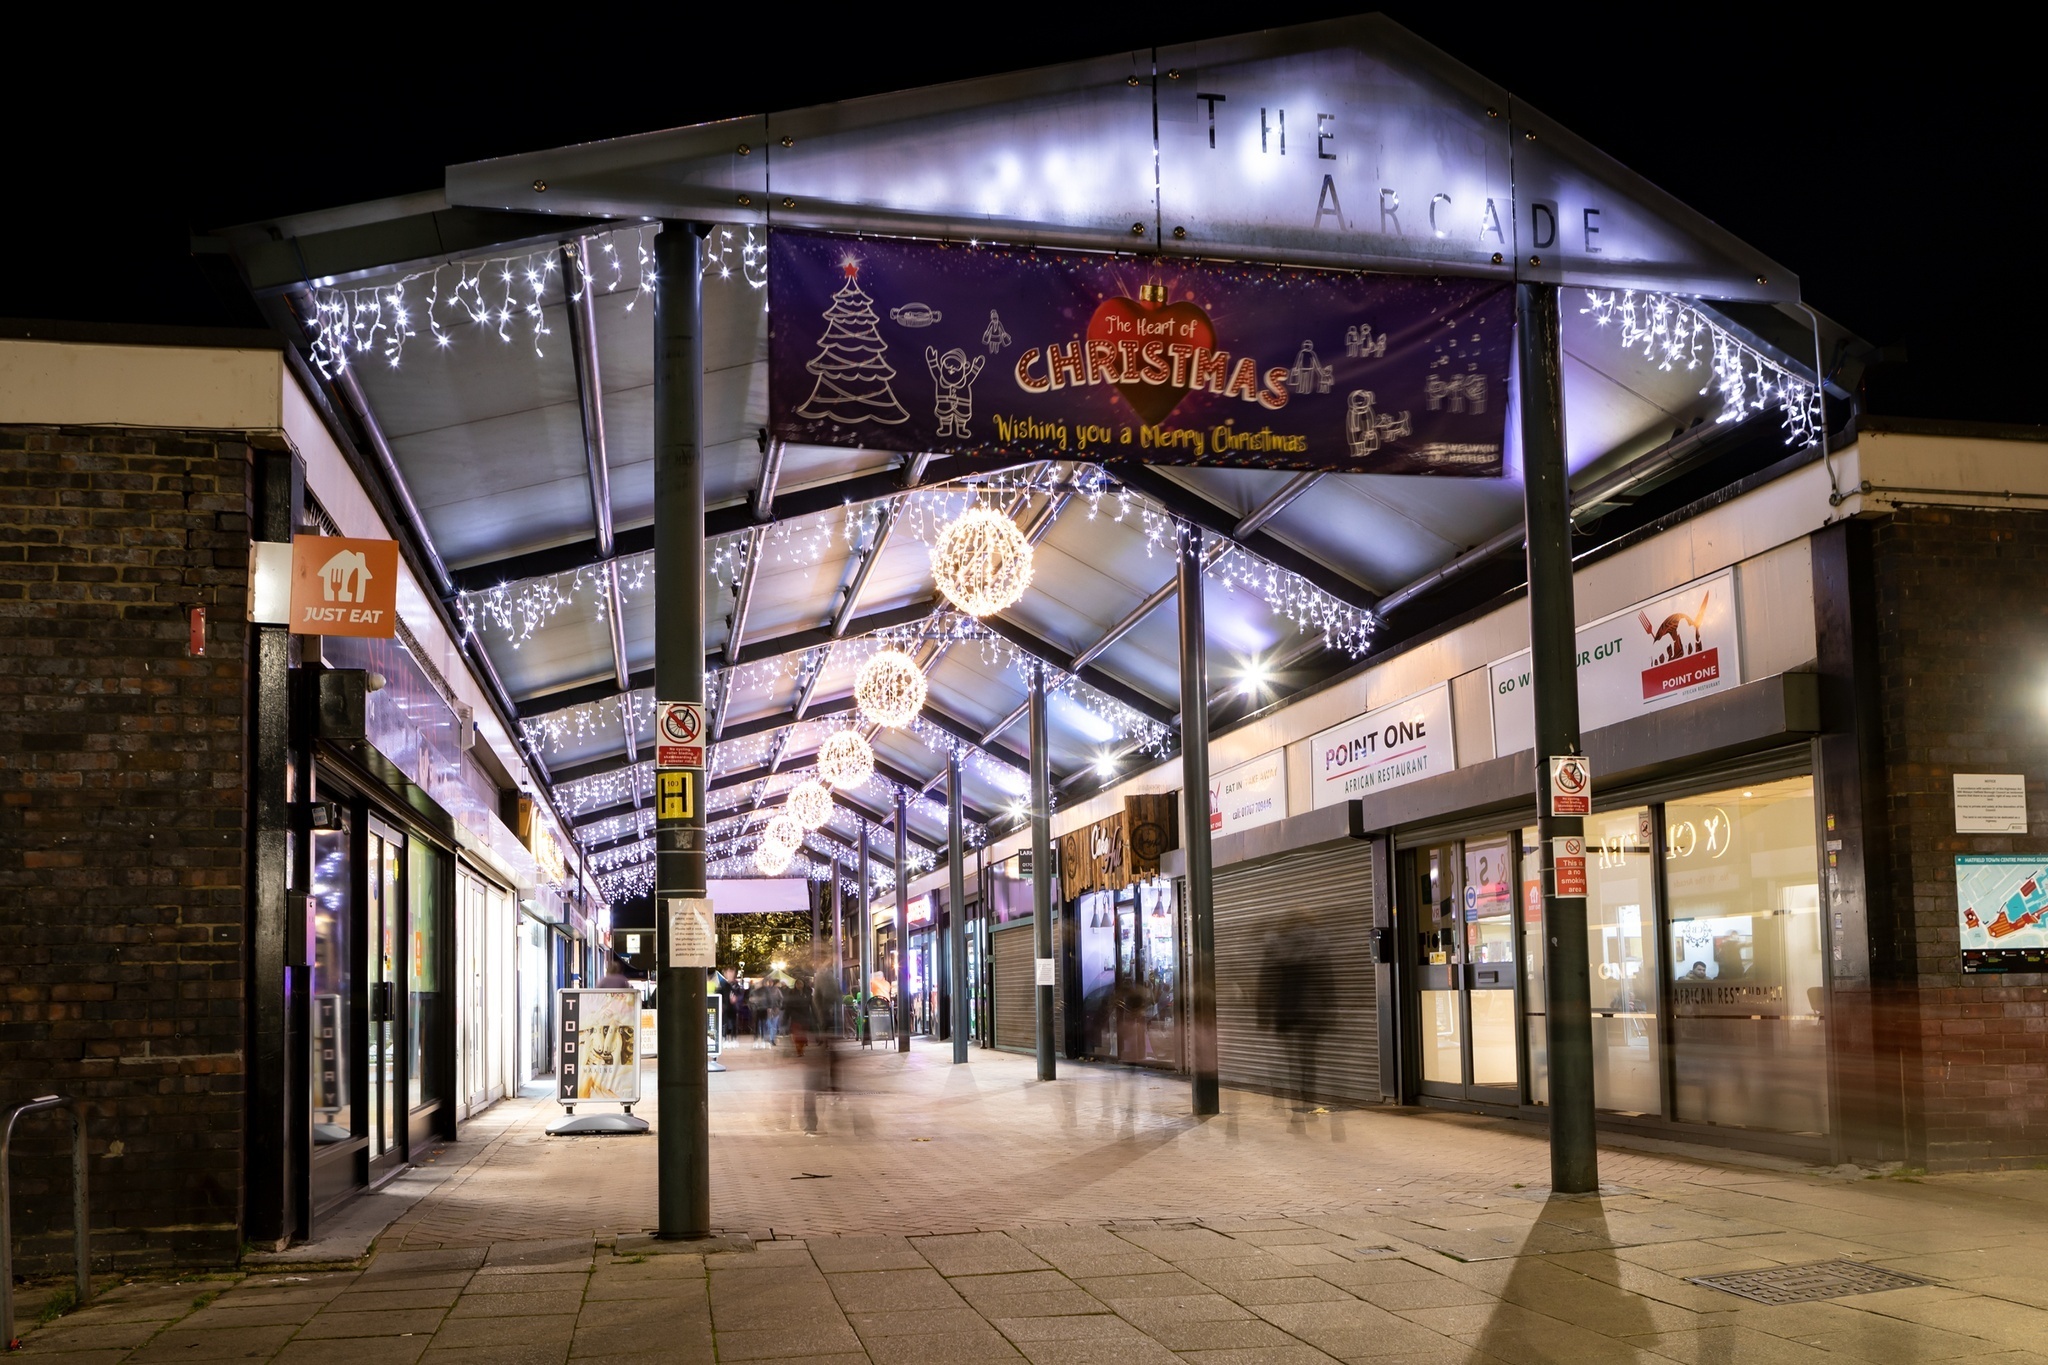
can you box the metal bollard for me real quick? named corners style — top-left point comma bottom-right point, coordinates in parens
top-left (2, 1095), bottom-right (92, 1351)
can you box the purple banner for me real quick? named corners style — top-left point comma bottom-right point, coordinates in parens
top-left (768, 230), bottom-right (1510, 475)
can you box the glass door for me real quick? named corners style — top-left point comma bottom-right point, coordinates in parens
top-left (1137, 881), bottom-right (1180, 1069)
top-left (1410, 838), bottom-right (1521, 1103)
top-left (365, 820), bottom-right (406, 1177)
top-left (1462, 838), bottom-right (1519, 1099)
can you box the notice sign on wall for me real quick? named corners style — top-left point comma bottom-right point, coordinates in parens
top-left (1309, 684), bottom-right (1455, 809)
top-left (769, 230), bottom-right (1511, 475)
top-left (1491, 568), bottom-right (1740, 755)
top-left (1210, 750), bottom-right (1287, 836)
top-left (1954, 774), bottom-right (2028, 834)
top-left (288, 536), bottom-right (399, 638)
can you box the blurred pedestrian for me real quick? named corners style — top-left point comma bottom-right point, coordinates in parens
top-left (1257, 915), bottom-right (1334, 1112)
top-left (762, 977), bottom-right (785, 1047)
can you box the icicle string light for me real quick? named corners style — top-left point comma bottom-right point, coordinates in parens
top-left (1579, 290), bottom-right (1821, 446)
top-left (1207, 544), bottom-right (1376, 658)
top-left (309, 225), bottom-right (768, 376)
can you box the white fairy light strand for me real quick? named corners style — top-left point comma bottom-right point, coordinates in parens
top-left (307, 226), bottom-right (662, 376)
top-left (1579, 290), bottom-right (1821, 447)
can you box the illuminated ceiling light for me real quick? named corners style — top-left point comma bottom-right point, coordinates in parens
top-left (788, 779), bottom-right (833, 830)
top-left (755, 841), bottom-right (794, 875)
top-left (855, 648), bottom-right (927, 728)
top-left (1095, 754), bottom-right (1118, 777)
top-left (817, 730), bottom-right (876, 789)
top-left (930, 506), bottom-right (1035, 617)
top-left (765, 813), bottom-right (804, 851)
top-left (1240, 659), bottom-right (1269, 696)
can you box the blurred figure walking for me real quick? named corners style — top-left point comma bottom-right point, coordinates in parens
top-left (1258, 914), bottom-right (1334, 1112)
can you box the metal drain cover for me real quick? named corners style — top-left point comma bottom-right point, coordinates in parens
top-left (1690, 1260), bottom-right (1931, 1304)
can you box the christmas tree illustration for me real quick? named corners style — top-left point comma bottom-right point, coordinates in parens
top-left (796, 260), bottom-right (910, 426)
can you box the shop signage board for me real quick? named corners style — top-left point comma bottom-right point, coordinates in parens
top-left (1548, 755), bottom-right (1592, 816)
top-left (1490, 568), bottom-right (1740, 756)
top-left (1552, 836), bottom-right (1587, 899)
top-left (655, 701), bottom-right (705, 768)
top-left (557, 988), bottom-right (641, 1104)
top-left (286, 535), bottom-right (399, 638)
top-left (1954, 774), bottom-right (2028, 834)
top-left (1210, 749), bottom-right (1287, 836)
top-left (1309, 684), bottom-right (1455, 810)
top-left (1957, 855), bottom-right (2048, 973)
top-left (667, 897), bottom-right (716, 968)
top-left (768, 229), bottom-right (1512, 476)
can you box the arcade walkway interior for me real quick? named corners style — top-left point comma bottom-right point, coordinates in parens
top-left (17, 1046), bottom-right (2048, 1365)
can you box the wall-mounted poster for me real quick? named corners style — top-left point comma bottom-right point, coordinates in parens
top-left (1490, 568), bottom-right (1741, 755)
top-left (558, 988), bottom-right (641, 1103)
top-left (1958, 855), bottom-right (2048, 974)
top-left (1210, 750), bottom-right (1287, 836)
top-left (768, 230), bottom-right (1511, 475)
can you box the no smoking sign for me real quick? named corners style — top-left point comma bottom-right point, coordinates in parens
top-left (656, 701), bottom-right (705, 769)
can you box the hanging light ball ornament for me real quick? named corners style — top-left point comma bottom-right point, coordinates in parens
top-left (764, 812), bottom-right (804, 851)
top-left (931, 506), bottom-right (1034, 616)
top-left (755, 840), bottom-right (794, 875)
top-left (788, 778), bottom-right (833, 830)
top-left (854, 648), bottom-right (927, 728)
top-left (816, 730), bottom-right (875, 789)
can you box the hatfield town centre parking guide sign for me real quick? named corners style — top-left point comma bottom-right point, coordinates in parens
top-left (767, 230), bottom-right (1512, 476)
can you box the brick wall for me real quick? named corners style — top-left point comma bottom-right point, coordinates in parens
top-left (1873, 504), bottom-right (2048, 1171)
top-left (0, 427), bottom-right (250, 1270)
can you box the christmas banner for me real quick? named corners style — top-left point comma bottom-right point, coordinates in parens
top-left (767, 230), bottom-right (1511, 475)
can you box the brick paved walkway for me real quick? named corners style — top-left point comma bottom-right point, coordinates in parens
top-left (19, 1039), bottom-right (2048, 1362)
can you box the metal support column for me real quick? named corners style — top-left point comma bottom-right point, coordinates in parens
top-left (654, 221), bottom-right (711, 1238)
top-left (1177, 525), bottom-right (1220, 1116)
top-left (1028, 663), bottom-right (1056, 1081)
top-left (948, 755), bottom-right (970, 1063)
top-left (895, 790), bottom-right (911, 1052)
top-left (1519, 283), bottom-right (1598, 1194)
top-left (857, 822), bottom-right (873, 1047)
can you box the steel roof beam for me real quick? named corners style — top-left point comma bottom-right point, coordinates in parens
top-left (512, 598), bottom-right (937, 718)
top-left (446, 456), bottom-right (1032, 592)
top-left (1113, 465), bottom-right (1380, 612)
top-left (1232, 471), bottom-right (1323, 540)
top-left (975, 615), bottom-right (1177, 726)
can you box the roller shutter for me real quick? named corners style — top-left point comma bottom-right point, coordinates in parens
top-left (1212, 840), bottom-right (1378, 1105)
top-left (992, 922), bottom-right (1036, 1053)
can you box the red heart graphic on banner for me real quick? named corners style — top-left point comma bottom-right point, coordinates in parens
top-left (1086, 289), bottom-right (1216, 425)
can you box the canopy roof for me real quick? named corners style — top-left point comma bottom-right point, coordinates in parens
top-left (223, 14), bottom-right (1841, 903)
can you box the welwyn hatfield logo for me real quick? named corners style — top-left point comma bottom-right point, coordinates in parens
top-left (1638, 591), bottom-right (1719, 700)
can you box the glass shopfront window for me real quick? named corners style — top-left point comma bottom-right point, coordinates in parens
top-left (1666, 778), bottom-right (1827, 1134)
top-left (1587, 807), bottom-right (1660, 1115)
top-left (310, 827), bottom-right (354, 1147)
top-left (408, 840), bottom-right (446, 1110)
top-left (1520, 827), bottom-right (1546, 1104)
top-left (1414, 767), bottom-right (1824, 1141)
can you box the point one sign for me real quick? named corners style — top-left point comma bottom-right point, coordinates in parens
top-left (1309, 684), bottom-right (1455, 809)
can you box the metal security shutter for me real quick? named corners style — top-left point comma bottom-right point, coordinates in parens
top-left (1212, 840), bottom-right (1378, 1104)
top-left (992, 923), bottom-right (1036, 1053)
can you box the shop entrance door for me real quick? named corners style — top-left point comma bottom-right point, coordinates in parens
top-left (365, 820), bottom-right (407, 1178)
top-left (1409, 838), bottom-right (1520, 1104)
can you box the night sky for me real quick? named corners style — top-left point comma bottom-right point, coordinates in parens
top-left (7, 9), bottom-right (2031, 424)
